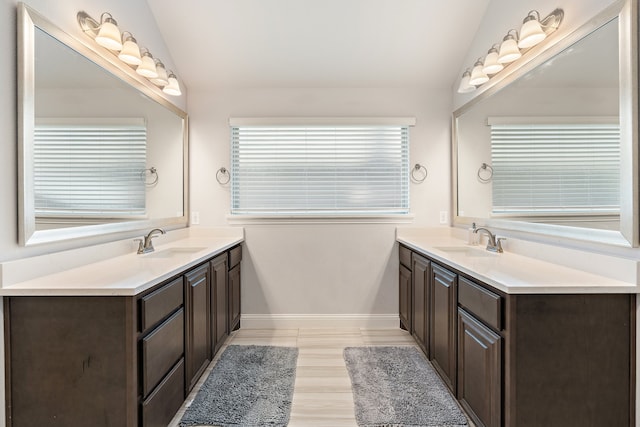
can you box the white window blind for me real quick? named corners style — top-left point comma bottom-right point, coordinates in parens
top-left (34, 119), bottom-right (147, 218)
top-left (490, 122), bottom-right (620, 216)
top-left (231, 124), bottom-right (410, 215)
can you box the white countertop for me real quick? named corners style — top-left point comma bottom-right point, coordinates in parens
top-left (0, 230), bottom-right (244, 296)
top-left (397, 229), bottom-right (638, 294)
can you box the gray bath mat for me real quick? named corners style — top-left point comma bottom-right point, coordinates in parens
top-left (344, 346), bottom-right (468, 427)
top-left (179, 345), bottom-right (298, 426)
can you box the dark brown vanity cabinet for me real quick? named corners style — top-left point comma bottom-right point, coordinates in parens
top-left (211, 252), bottom-right (229, 355)
top-left (430, 263), bottom-right (457, 393)
top-left (457, 310), bottom-right (501, 427)
top-left (457, 277), bottom-right (502, 427)
top-left (4, 244), bottom-right (243, 427)
top-left (399, 245), bottom-right (456, 390)
top-left (139, 277), bottom-right (186, 427)
top-left (228, 245), bottom-right (242, 332)
top-left (184, 263), bottom-right (212, 393)
top-left (4, 296), bottom-right (139, 427)
top-left (411, 253), bottom-right (430, 355)
top-left (398, 245), bottom-right (412, 332)
top-left (398, 244), bottom-right (635, 427)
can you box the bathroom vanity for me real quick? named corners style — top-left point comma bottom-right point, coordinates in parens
top-left (398, 230), bottom-right (636, 427)
top-left (1, 233), bottom-right (243, 427)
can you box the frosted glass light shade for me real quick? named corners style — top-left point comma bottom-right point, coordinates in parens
top-left (498, 36), bottom-right (521, 63)
top-left (457, 70), bottom-right (475, 93)
top-left (518, 18), bottom-right (546, 48)
top-left (118, 37), bottom-right (142, 65)
top-left (136, 52), bottom-right (158, 78)
top-left (482, 48), bottom-right (504, 75)
top-left (163, 74), bottom-right (182, 96)
top-left (469, 60), bottom-right (489, 86)
top-left (150, 61), bottom-right (169, 86)
top-left (95, 18), bottom-right (122, 51)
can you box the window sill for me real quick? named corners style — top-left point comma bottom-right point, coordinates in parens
top-left (226, 213), bottom-right (415, 225)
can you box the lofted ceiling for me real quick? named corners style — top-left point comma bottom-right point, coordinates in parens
top-left (146, 0), bottom-right (491, 91)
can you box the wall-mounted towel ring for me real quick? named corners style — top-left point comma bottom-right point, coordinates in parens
top-left (141, 167), bottom-right (158, 186)
top-left (411, 163), bottom-right (428, 183)
top-left (477, 163), bottom-right (493, 183)
top-left (216, 167), bottom-right (231, 185)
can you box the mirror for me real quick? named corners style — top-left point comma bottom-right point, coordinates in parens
top-left (18, 4), bottom-right (188, 246)
top-left (453, 0), bottom-right (637, 247)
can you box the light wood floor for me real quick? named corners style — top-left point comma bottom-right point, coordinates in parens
top-left (169, 328), bottom-right (465, 427)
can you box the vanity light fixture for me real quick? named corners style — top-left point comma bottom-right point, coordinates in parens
top-left (118, 32), bottom-right (142, 65)
top-left (497, 30), bottom-right (522, 64)
top-left (457, 8), bottom-right (563, 94)
top-left (136, 49), bottom-right (158, 78)
top-left (457, 69), bottom-right (475, 93)
top-left (151, 59), bottom-right (169, 86)
top-left (77, 10), bottom-right (182, 96)
top-left (518, 9), bottom-right (564, 49)
top-left (482, 45), bottom-right (504, 75)
top-left (469, 58), bottom-right (490, 86)
top-left (93, 13), bottom-right (123, 51)
top-left (163, 72), bottom-right (182, 96)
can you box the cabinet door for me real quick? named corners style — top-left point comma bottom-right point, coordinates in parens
top-left (184, 263), bottom-right (211, 393)
top-left (211, 254), bottom-right (228, 355)
top-left (458, 309), bottom-right (502, 427)
top-left (228, 263), bottom-right (241, 332)
top-left (430, 263), bottom-right (457, 392)
top-left (399, 264), bottom-right (412, 332)
top-left (412, 253), bottom-right (430, 356)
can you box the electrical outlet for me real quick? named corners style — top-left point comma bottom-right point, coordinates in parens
top-left (439, 211), bottom-right (448, 224)
top-left (191, 211), bottom-right (200, 225)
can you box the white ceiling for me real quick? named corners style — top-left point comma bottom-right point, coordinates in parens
top-left (146, 0), bottom-right (491, 91)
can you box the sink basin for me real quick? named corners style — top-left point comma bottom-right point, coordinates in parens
top-left (145, 247), bottom-right (207, 258)
top-left (432, 246), bottom-right (497, 257)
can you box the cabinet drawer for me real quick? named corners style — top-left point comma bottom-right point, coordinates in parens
top-left (458, 277), bottom-right (502, 330)
top-left (141, 308), bottom-right (184, 398)
top-left (140, 277), bottom-right (184, 332)
top-left (141, 358), bottom-right (185, 427)
top-left (399, 245), bottom-right (412, 269)
top-left (229, 245), bottom-right (242, 269)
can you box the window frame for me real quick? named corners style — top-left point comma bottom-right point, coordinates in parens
top-left (228, 117), bottom-right (415, 222)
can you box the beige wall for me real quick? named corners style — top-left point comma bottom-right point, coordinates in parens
top-left (188, 87), bottom-right (453, 320)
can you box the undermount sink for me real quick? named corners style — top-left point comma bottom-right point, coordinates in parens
top-left (145, 247), bottom-right (207, 258)
top-left (432, 246), bottom-right (497, 257)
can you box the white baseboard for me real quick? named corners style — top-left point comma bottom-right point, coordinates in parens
top-left (240, 314), bottom-right (399, 329)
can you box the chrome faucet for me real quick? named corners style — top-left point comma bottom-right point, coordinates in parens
top-left (473, 227), bottom-right (506, 253)
top-left (136, 228), bottom-right (166, 254)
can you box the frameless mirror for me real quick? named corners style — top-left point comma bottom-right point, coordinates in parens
top-left (453, 0), bottom-right (637, 247)
top-left (18, 4), bottom-right (188, 246)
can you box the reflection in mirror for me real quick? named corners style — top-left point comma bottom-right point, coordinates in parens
top-left (457, 18), bottom-right (618, 229)
top-left (453, 0), bottom-right (637, 247)
top-left (19, 4), bottom-right (188, 245)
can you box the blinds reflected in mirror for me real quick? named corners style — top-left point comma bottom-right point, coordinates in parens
top-left (490, 120), bottom-right (620, 217)
top-left (34, 118), bottom-right (147, 220)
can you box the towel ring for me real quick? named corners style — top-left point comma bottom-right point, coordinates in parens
top-left (477, 163), bottom-right (493, 183)
top-left (411, 163), bottom-right (428, 183)
top-left (216, 167), bottom-right (231, 185)
top-left (141, 167), bottom-right (158, 186)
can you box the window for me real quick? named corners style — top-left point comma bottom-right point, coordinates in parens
top-left (230, 120), bottom-right (411, 215)
top-left (490, 121), bottom-right (620, 216)
top-left (34, 118), bottom-right (147, 219)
